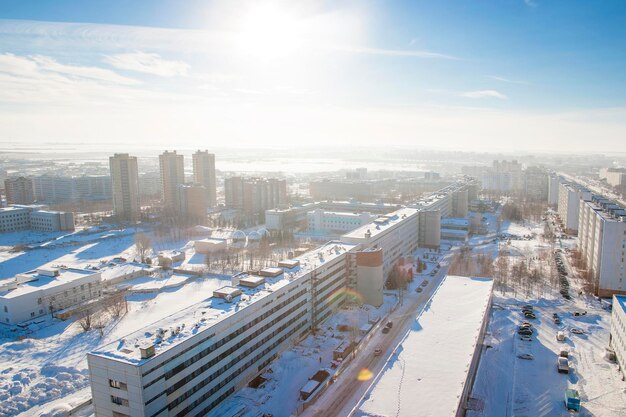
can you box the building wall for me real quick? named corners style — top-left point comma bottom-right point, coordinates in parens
top-left (609, 296), bottom-right (626, 381)
top-left (192, 151), bottom-right (217, 208)
top-left (159, 151), bottom-right (185, 212)
top-left (419, 210), bottom-right (441, 248)
top-left (4, 177), bottom-right (35, 205)
top-left (0, 270), bottom-right (102, 324)
top-left (88, 247), bottom-right (353, 417)
top-left (110, 154), bottom-right (140, 221)
top-left (356, 250), bottom-right (384, 307)
top-left (307, 210), bottom-right (375, 234)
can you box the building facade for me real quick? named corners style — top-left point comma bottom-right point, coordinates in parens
top-left (192, 150), bottom-right (217, 207)
top-left (0, 267), bottom-right (102, 324)
top-left (4, 177), bottom-right (35, 205)
top-left (176, 184), bottom-right (207, 225)
top-left (87, 243), bottom-right (355, 417)
top-left (0, 205), bottom-right (74, 233)
top-left (578, 196), bottom-right (626, 297)
top-left (558, 182), bottom-right (591, 234)
top-left (609, 295), bottom-right (626, 380)
top-left (306, 209), bottom-right (376, 234)
top-left (110, 153), bottom-right (140, 221)
top-left (225, 177), bottom-right (287, 215)
top-left (159, 151), bottom-right (185, 213)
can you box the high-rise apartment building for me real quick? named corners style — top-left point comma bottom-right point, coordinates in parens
top-left (558, 182), bottom-right (592, 234)
top-left (192, 150), bottom-right (217, 207)
top-left (159, 151), bottom-right (185, 212)
top-left (109, 153), bottom-right (140, 221)
top-left (176, 184), bottom-right (208, 225)
top-left (225, 177), bottom-right (287, 214)
top-left (578, 195), bottom-right (626, 297)
top-left (4, 177), bottom-right (35, 205)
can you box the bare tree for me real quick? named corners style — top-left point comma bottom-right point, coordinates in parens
top-left (78, 309), bottom-right (94, 332)
top-left (135, 233), bottom-right (152, 263)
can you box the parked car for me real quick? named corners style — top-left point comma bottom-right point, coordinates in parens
top-left (559, 348), bottom-right (569, 358)
top-left (554, 317), bottom-right (561, 325)
top-left (385, 321), bottom-right (393, 329)
top-left (374, 347), bottom-right (382, 356)
top-left (382, 327), bottom-right (390, 334)
top-left (518, 328), bottom-right (533, 336)
top-left (524, 312), bottom-right (536, 319)
top-left (571, 327), bottom-right (584, 335)
top-left (557, 357), bottom-right (570, 373)
top-left (519, 335), bottom-right (532, 342)
top-left (421, 281), bottom-right (428, 287)
top-left (520, 321), bottom-right (533, 327)
top-left (553, 313), bottom-right (559, 318)
top-left (564, 389), bottom-right (581, 411)
top-left (556, 331), bottom-right (566, 342)
top-left (415, 287), bottom-right (423, 293)
top-left (522, 304), bottom-right (534, 310)
top-left (517, 353), bottom-right (534, 360)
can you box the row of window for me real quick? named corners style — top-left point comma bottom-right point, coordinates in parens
top-left (150, 310), bottom-right (308, 417)
top-left (174, 316), bottom-right (307, 417)
top-left (143, 288), bottom-right (307, 393)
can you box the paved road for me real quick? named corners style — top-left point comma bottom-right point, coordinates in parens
top-left (301, 250), bottom-right (456, 417)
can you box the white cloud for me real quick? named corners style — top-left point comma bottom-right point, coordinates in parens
top-left (488, 75), bottom-right (528, 85)
top-left (461, 90), bottom-right (508, 99)
top-left (103, 52), bottom-right (189, 77)
top-left (329, 45), bottom-right (457, 60)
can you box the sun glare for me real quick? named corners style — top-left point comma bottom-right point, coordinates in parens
top-left (236, 4), bottom-right (299, 59)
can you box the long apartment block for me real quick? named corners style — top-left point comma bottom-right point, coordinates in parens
top-left (88, 242), bottom-right (356, 417)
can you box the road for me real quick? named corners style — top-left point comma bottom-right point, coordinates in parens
top-left (300, 249), bottom-right (456, 417)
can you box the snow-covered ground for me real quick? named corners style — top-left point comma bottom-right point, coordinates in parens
top-left (0, 275), bottom-right (230, 417)
top-left (467, 294), bottom-right (625, 417)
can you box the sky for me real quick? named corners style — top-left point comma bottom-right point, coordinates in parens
top-left (0, 0), bottom-right (625, 153)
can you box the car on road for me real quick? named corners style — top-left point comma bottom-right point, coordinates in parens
top-left (522, 304), bottom-right (534, 310)
top-left (382, 327), bottom-right (390, 334)
top-left (556, 331), bottom-right (566, 342)
top-left (571, 327), bottom-right (584, 335)
top-left (524, 312), bottom-right (536, 319)
top-left (517, 353), bottom-right (534, 360)
top-left (385, 321), bottom-right (393, 329)
top-left (557, 357), bottom-right (570, 373)
top-left (520, 335), bottom-right (532, 342)
top-left (518, 328), bottom-right (533, 336)
top-left (553, 313), bottom-right (559, 318)
top-left (374, 347), bottom-right (382, 356)
top-left (559, 348), bottom-right (569, 358)
top-left (415, 287), bottom-right (423, 293)
top-left (421, 281), bottom-right (428, 287)
top-left (554, 317), bottom-right (561, 325)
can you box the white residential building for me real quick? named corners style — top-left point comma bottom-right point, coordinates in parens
top-left (558, 182), bottom-right (591, 234)
top-left (110, 153), bottom-right (141, 222)
top-left (306, 209), bottom-right (376, 234)
top-left (88, 242), bottom-right (357, 417)
top-left (0, 267), bottom-right (103, 324)
top-left (578, 196), bottom-right (626, 297)
top-left (548, 174), bottom-right (561, 206)
top-left (0, 205), bottom-right (74, 233)
top-left (610, 295), bottom-right (626, 380)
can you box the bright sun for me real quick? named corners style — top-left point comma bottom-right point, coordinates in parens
top-left (236, 4), bottom-right (299, 59)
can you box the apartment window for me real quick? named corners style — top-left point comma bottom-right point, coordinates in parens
top-left (30, 312), bottom-right (35, 317)
top-left (111, 395), bottom-right (129, 406)
top-left (37, 298), bottom-right (42, 305)
top-left (3, 306), bottom-right (7, 313)
top-left (109, 379), bottom-right (128, 390)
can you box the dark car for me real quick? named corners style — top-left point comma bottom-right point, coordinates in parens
top-left (385, 321), bottom-right (393, 329)
top-left (382, 327), bottom-right (390, 334)
top-left (518, 328), bottom-right (533, 336)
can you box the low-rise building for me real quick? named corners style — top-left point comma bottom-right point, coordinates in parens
top-left (306, 209), bottom-right (376, 234)
top-left (0, 205), bottom-right (75, 233)
top-left (0, 267), bottom-right (103, 324)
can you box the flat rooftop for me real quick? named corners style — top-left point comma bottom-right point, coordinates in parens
top-left (441, 218), bottom-right (470, 227)
top-left (356, 275), bottom-right (493, 417)
top-left (0, 268), bottom-right (98, 299)
top-left (89, 241), bottom-right (357, 365)
top-left (615, 295), bottom-right (626, 315)
top-left (342, 207), bottom-right (418, 241)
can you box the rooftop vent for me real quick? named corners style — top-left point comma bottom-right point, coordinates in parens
top-left (140, 344), bottom-right (155, 359)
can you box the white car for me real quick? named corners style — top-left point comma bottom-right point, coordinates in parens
top-left (571, 328), bottom-right (585, 335)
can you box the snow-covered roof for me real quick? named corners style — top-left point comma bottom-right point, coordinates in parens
top-left (342, 207), bottom-right (418, 241)
top-left (356, 275), bottom-right (493, 417)
top-left (89, 241), bottom-right (357, 365)
top-left (0, 268), bottom-right (101, 299)
top-left (615, 295), bottom-right (626, 314)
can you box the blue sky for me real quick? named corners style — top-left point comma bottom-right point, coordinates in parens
top-left (0, 0), bottom-right (625, 152)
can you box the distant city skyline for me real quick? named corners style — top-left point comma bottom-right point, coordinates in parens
top-left (0, 0), bottom-right (625, 152)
